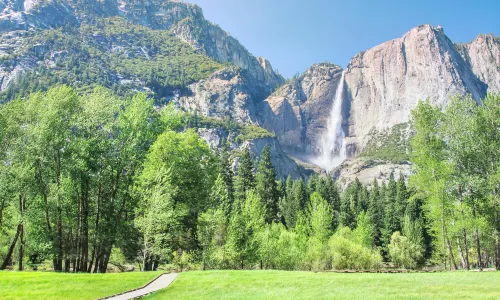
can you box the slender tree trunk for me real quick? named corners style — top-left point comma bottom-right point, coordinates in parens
top-left (457, 237), bottom-right (466, 270)
top-left (0, 198), bottom-right (5, 228)
top-left (494, 184), bottom-right (500, 270)
top-left (446, 235), bottom-right (457, 270)
top-left (462, 229), bottom-right (470, 270)
top-left (18, 194), bottom-right (25, 271)
top-left (1, 224), bottom-right (21, 270)
top-left (441, 200), bottom-right (447, 270)
top-left (457, 186), bottom-right (469, 270)
top-left (471, 196), bottom-right (483, 271)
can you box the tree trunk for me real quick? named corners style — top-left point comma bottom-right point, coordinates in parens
top-left (446, 236), bottom-right (457, 270)
top-left (494, 184), bottom-right (500, 270)
top-left (18, 194), bottom-right (25, 271)
top-left (18, 223), bottom-right (24, 271)
top-left (462, 230), bottom-right (470, 270)
top-left (1, 224), bottom-right (21, 270)
top-left (457, 185), bottom-right (469, 270)
top-left (471, 196), bottom-right (483, 271)
top-left (457, 237), bottom-right (466, 270)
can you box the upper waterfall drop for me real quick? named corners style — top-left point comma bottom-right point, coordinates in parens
top-left (313, 70), bottom-right (347, 172)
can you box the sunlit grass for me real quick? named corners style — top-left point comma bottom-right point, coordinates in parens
top-left (144, 270), bottom-right (500, 300)
top-left (0, 271), bottom-right (161, 300)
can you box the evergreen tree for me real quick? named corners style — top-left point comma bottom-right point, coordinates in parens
top-left (213, 144), bottom-right (234, 217)
top-left (256, 145), bottom-right (280, 223)
top-left (368, 179), bottom-right (384, 247)
top-left (281, 176), bottom-right (301, 229)
top-left (383, 172), bottom-right (400, 250)
top-left (340, 179), bottom-right (361, 229)
top-left (293, 178), bottom-right (309, 210)
top-left (234, 148), bottom-right (255, 201)
top-left (395, 173), bottom-right (409, 228)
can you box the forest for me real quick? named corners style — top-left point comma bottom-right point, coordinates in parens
top-left (0, 86), bottom-right (499, 273)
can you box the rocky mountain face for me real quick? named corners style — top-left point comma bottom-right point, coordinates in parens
top-left (0, 0), bottom-right (283, 96)
top-left (0, 0), bottom-right (302, 178)
top-left (457, 34), bottom-right (500, 94)
top-left (257, 63), bottom-right (344, 156)
top-left (344, 24), bottom-right (489, 155)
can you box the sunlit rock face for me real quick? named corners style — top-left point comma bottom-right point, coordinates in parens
top-left (257, 63), bottom-right (345, 157)
top-left (344, 24), bottom-right (488, 155)
top-left (457, 34), bottom-right (500, 94)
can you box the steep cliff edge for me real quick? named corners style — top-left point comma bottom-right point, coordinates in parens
top-left (457, 34), bottom-right (500, 94)
top-left (344, 24), bottom-right (488, 155)
top-left (257, 63), bottom-right (344, 156)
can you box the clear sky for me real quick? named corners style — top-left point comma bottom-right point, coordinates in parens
top-left (188, 0), bottom-right (499, 78)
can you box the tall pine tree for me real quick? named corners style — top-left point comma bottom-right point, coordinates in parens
top-left (256, 145), bottom-right (280, 223)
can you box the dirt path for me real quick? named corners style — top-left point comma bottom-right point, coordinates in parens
top-left (102, 273), bottom-right (178, 300)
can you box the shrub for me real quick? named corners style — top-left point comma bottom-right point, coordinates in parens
top-left (388, 231), bottom-right (423, 269)
top-left (328, 227), bottom-right (382, 270)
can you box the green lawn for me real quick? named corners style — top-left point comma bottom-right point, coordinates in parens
top-left (0, 271), bottom-right (162, 300)
top-left (144, 270), bottom-right (500, 300)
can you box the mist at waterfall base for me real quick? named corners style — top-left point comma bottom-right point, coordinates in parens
top-left (312, 71), bottom-right (347, 172)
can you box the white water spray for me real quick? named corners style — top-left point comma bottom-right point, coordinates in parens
top-left (313, 71), bottom-right (347, 172)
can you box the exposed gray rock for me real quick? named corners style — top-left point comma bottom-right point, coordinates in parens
top-left (457, 34), bottom-right (500, 94)
top-left (332, 157), bottom-right (411, 190)
top-left (196, 127), bottom-right (305, 180)
top-left (0, 0), bottom-right (283, 94)
top-left (177, 67), bottom-right (262, 124)
top-left (241, 137), bottom-right (305, 180)
top-left (258, 63), bottom-right (344, 156)
top-left (344, 24), bottom-right (488, 155)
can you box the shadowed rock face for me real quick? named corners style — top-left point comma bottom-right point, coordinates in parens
top-left (257, 63), bottom-right (344, 156)
top-left (344, 24), bottom-right (488, 154)
top-left (457, 34), bottom-right (500, 94)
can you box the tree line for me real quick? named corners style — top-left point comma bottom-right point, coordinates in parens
top-left (0, 86), bottom-right (499, 272)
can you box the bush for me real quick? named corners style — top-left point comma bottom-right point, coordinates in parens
top-left (328, 227), bottom-right (382, 270)
top-left (388, 231), bottom-right (423, 269)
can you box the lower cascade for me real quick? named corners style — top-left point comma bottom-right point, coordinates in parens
top-left (313, 70), bottom-right (346, 171)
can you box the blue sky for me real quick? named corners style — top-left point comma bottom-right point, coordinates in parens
top-left (189, 0), bottom-right (499, 78)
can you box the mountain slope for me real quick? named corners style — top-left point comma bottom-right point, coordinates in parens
top-left (0, 0), bottom-right (283, 100)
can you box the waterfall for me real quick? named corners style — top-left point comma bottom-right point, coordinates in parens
top-left (313, 71), bottom-right (346, 172)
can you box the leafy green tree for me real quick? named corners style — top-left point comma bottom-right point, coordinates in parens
top-left (139, 129), bottom-right (215, 253)
top-left (475, 94), bottom-right (500, 270)
top-left (388, 231), bottom-right (423, 269)
top-left (410, 101), bottom-right (455, 270)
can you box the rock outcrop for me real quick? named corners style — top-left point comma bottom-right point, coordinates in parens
top-left (344, 25), bottom-right (488, 154)
top-left (196, 127), bottom-right (305, 179)
top-left (177, 67), bottom-right (264, 124)
top-left (257, 63), bottom-right (344, 156)
top-left (457, 34), bottom-right (500, 94)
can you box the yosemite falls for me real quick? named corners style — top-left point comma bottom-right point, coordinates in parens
top-left (314, 71), bottom-right (346, 171)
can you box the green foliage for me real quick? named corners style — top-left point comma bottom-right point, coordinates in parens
top-left (388, 231), bottom-right (424, 269)
top-left (256, 145), bottom-right (280, 223)
top-left (328, 227), bottom-right (383, 270)
top-left (234, 148), bottom-right (255, 202)
top-left (361, 123), bottom-right (411, 163)
top-left (1, 17), bottom-right (223, 102)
